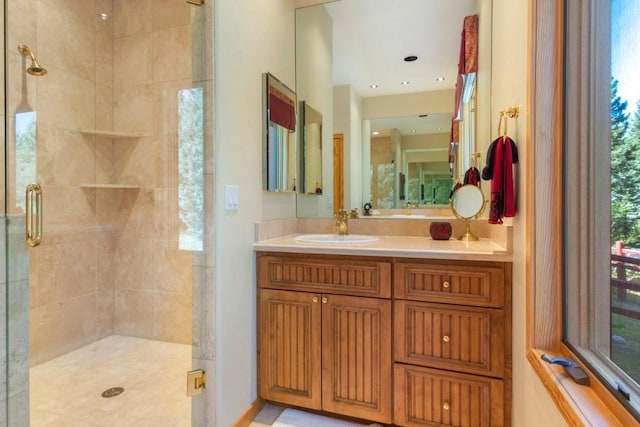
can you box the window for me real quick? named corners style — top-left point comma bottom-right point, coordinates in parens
top-left (14, 111), bottom-right (36, 212)
top-left (178, 87), bottom-right (204, 251)
top-left (563, 0), bottom-right (640, 420)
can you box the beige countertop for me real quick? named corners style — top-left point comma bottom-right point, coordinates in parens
top-left (253, 233), bottom-right (512, 262)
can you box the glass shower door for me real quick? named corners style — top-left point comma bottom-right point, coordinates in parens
top-left (4, 1), bottom-right (213, 425)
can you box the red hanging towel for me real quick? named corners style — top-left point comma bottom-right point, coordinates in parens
top-left (502, 137), bottom-right (516, 217)
top-left (488, 136), bottom-right (517, 224)
top-left (463, 166), bottom-right (480, 186)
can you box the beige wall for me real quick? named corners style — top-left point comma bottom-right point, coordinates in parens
top-left (333, 84), bottom-right (364, 211)
top-left (492, 0), bottom-right (567, 425)
top-left (296, 5), bottom-right (333, 217)
top-left (214, 1), bottom-right (296, 426)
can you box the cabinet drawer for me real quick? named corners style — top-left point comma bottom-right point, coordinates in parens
top-left (394, 364), bottom-right (505, 427)
top-left (394, 300), bottom-right (504, 377)
top-left (394, 261), bottom-right (505, 308)
top-left (258, 254), bottom-right (391, 297)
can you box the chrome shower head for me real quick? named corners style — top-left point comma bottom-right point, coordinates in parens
top-left (18, 44), bottom-right (47, 76)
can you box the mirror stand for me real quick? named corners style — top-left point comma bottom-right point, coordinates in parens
top-left (459, 219), bottom-right (479, 241)
top-left (450, 184), bottom-right (485, 241)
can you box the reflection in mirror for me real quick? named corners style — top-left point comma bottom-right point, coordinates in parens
top-left (294, 0), bottom-right (492, 218)
top-left (366, 113), bottom-right (454, 209)
top-left (299, 101), bottom-right (323, 194)
top-left (407, 161), bottom-right (452, 205)
top-left (450, 184), bottom-right (485, 240)
top-left (262, 72), bottom-right (297, 192)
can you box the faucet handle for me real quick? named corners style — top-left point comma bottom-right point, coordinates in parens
top-left (335, 208), bottom-right (348, 220)
top-left (349, 208), bottom-right (359, 219)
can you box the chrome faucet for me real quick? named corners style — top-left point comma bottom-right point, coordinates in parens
top-left (335, 209), bottom-right (349, 235)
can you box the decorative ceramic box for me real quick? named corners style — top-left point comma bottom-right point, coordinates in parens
top-left (429, 221), bottom-right (452, 240)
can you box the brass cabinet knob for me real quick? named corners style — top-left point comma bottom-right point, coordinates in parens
top-left (322, 297), bottom-right (328, 304)
top-left (442, 281), bottom-right (450, 289)
top-left (443, 335), bottom-right (450, 343)
top-left (443, 401), bottom-right (450, 411)
top-left (312, 297), bottom-right (318, 303)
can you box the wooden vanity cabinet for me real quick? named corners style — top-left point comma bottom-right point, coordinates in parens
top-left (393, 259), bottom-right (512, 427)
top-left (257, 253), bottom-right (511, 426)
top-left (257, 253), bottom-right (393, 423)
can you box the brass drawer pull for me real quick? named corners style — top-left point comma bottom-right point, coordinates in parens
top-left (443, 335), bottom-right (450, 343)
top-left (312, 297), bottom-right (318, 303)
top-left (442, 281), bottom-right (450, 288)
top-left (443, 401), bottom-right (450, 411)
top-left (322, 297), bottom-right (328, 304)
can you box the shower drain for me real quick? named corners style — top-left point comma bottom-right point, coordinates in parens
top-left (101, 387), bottom-right (125, 398)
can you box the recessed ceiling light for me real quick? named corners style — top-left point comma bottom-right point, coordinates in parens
top-left (372, 131), bottom-right (380, 136)
top-left (411, 129), bottom-right (417, 133)
top-left (98, 12), bottom-right (110, 20)
top-left (404, 55), bottom-right (418, 62)
top-left (370, 84), bottom-right (379, 89)
top-left (401, 81), bottom-right (410, 85)
top-left (436, 76), bottom-right (445, 82)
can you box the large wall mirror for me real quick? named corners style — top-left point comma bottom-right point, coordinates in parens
top-left (295, 0), bottom-right (492, 218)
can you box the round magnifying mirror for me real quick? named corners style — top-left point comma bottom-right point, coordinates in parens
top-left (450, 184), bottom-right (485, 241)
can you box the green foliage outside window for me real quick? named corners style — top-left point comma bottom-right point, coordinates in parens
top-left (611, 79), bottom-right (640, 247)
top-left (178, 87), bottom-right (204, 251)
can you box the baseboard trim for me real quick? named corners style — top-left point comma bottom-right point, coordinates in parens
top-left (233, 398), bottom-right (266, 427)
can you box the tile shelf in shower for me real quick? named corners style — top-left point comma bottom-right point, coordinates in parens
top-left (77, 129), bottom-right (145, 139)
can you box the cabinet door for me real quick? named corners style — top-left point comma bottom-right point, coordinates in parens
top-left (394, 364), bottom-right (505, 427)
top-left (321, 295), bottom-right (392, 423)
top-left (258, 289), bottom-right (322, 409)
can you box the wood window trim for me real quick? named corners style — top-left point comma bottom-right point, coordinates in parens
top-left (527, 0), bottom-right (638, 425)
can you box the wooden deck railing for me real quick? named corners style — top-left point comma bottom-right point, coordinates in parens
top-left (611, 241), bottom-right (640, 320)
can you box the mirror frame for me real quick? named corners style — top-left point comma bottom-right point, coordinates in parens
top-left (262, 72), bottom-right (297, 192)
top-left (450, 184), bottom-right (485, 220)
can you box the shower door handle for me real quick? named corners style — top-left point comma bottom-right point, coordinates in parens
top-left (25, 183), bottom-right (43, 247)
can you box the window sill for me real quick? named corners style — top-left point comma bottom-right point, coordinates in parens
top-left (528, 347), bottom-right (636, 426)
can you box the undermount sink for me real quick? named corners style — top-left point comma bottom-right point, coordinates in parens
top-left (294, 234), bottom-right (379, 245)
top-left (390, 214), bottom-right (428, 219)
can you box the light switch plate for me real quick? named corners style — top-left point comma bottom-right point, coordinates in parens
top-left (224, 185), bottom-right (239, 211)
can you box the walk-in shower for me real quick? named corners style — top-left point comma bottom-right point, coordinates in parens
top-left (2, 1), bottom-right (214, 425)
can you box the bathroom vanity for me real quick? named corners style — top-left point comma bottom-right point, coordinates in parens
top-left (255, 234), bottom-right (512, 426)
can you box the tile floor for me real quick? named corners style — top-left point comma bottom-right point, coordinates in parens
top-left (248, 404), bottom-right (379, 427)
top-left (249, 403), bottom-right (287, 426)
top-left (29, 335), bottom-right (191, 427)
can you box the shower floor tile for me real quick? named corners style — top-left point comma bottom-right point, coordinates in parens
top-left (29, 335), bottom-right (191, 427)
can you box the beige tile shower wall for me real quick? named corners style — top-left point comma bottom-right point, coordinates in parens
top-left (111, 0), bottom-right (193, 344)
top-left (22, 0), bottom-right (111, 365)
